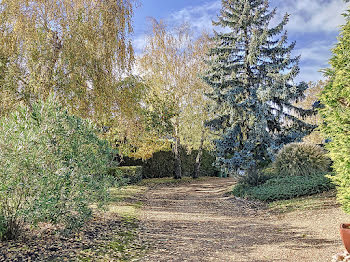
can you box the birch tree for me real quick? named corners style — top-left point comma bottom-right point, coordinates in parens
top-left (139, 21), bottom-right (213, 179)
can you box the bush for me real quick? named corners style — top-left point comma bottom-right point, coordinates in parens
top-left (237, 169), bottom-right (274, 187)
top-left (110, 166), bottom-right (143, 184)
top-left (233, 174), bottom-right (334, 202)
top-left (142, 149), bottom-right (218, 178)
top-left (0, 97), bottom-right (116, 239)
top-left (274, 143), bottom-right (331, 177)
top-left (142, 150), bottom-right (174, 178)
top-left (232, 183), bottom-right (252, 198)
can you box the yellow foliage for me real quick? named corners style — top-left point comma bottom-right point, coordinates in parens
top-left (0, 0), bottom-right (135, 121)
top-left (138, 20), bottom-right (216, 154)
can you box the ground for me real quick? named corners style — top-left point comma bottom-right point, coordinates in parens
top-left (140, 177), bottom-right (350, 262)
top-left (0, 177), bottom-right (348, 261)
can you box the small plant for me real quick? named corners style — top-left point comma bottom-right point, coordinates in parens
top-left (274, 143), bottom-right (331, 177)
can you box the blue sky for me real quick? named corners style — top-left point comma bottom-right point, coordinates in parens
top-left (132, 0), bottom-right (348, 83)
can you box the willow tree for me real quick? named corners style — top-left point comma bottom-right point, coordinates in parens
top-left (0, 0), bottom-right (135, 121)
top-left (203, 0), bottom-right (316, 176)
top-left (139, 21), bottom-right (213, 179)
top-left (104, 75), bottom-right (172, 160)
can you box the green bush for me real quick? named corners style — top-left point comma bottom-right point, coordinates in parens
top-left (0, 97), bottom-right (116, 239)
top-left (233, 174), bottom-right (334, 202)
top-left (232, 183), bottom-right (252, 198)
top-left (142, 150), bottom-right (174, 178)
top-left (141, 149), bottom-right (218, 178)
top-left (237, 169), bottom-right (274, 187)
top-left (274, 143), bottom-right (331, 177)
top-left (110, 166), bottom-right (143, 184)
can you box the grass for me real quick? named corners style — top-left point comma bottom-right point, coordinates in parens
top-left (108, 185), bottom-right (146, 218)
top-left (77, 216), bottom-right (146, 262)
top-left (268, 189), bottom-right (337, 214)
top-left (78, 185), bottom-right (148, 261)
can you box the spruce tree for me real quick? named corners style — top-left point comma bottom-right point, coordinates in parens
top-left (203, 0), bottom-right (316, 176)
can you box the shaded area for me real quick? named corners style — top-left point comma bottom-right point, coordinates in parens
top-left (0, 206), bottom-right (146, 261)
top-left (140, 178), bottom-right (345, 262)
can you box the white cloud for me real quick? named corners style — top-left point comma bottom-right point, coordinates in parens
top-left (166, 1), bottom-right (221, 35)
top-left (133, 0), bottom-right (347, 81)
top-left (296, 42), bottom-right (332, 64)
top-left (272, 0), bottom-right (348, 33)
top-left (133, 33), bottom-right (147, 54)
top-left (167, 0), bottom-right (348, 35)
top-left (294, 39), bottom-right (339, 82)
top-left (296, 65), bottom-right (324, 83)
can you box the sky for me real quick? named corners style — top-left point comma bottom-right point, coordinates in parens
top-left (132, 0), bottom-right (349, 83)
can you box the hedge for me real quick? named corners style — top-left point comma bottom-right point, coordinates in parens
top-left (109, 166), bottom-right (143, 184)
top-left (141, 149), bottom-right (219, 178)
top-left (233, 174), bottom-right (334, 202)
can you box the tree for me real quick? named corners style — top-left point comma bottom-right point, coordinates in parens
top-left (0, 0), bottom-right (135, 121)
top-left (294, 80), bottom-right (326, 144)
top-left (139, 21), bottom-right (214, 179)
top-left (203, 0), bottom-right (315, 176)
top-left (104, 75), bottom-right (173, 160)
top-left (320, 8), bottom-right (350, 213)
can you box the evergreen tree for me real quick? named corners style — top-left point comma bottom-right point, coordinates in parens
top-left (320, 7), bottom-right (350, 213)
top-left (203, 0), bottom-right (316, 176)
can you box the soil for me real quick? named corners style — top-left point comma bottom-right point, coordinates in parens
top-left (140, 177), bottom-right (350, 262)
top-left (0, 208), bottom-right (146, 261)
top-left (0, 177), bottom-right (348, 261)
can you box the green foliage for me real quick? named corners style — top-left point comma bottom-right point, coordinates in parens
top-left (237, 169), bottom-right (274, 187)
top-left (141, 149), bottom-right (218, 178)
top-left (232, 183), bottom-right (252, 198)
top-left (0, 215), bottom-right (8, 241)
top-left (320, 9), bottom-right (350, 214)
top-left (233, 175), bottom-right (333, 202)
top-left (274, 143), bottom-right (331, 177)
top-left (0, 0), bottom-right (135, 121)
top-left (0, 97), bottom-right (115, 239)
top-left (142, 150), bottom-right (174, 178)
top-left (110, 166), bottom-right (143, 184)
top-left (203, 0), bottom-right (315, 176)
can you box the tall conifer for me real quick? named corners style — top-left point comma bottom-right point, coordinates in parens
top-left (203, 0), bottom-right (316, 175)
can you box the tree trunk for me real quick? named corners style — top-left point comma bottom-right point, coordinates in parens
top-left (173, 120), bottom-right (182, 179)
top-left (193, 129), bottom-right (205, 179)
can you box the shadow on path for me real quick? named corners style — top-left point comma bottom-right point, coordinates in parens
top-left (140, 178), bottom-right (342, 262)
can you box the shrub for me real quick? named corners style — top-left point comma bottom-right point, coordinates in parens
top-left (141, 149), bottom-right (218, 178)
top-left (274, 143), bottom-right (331, 177)
top-left (0, 97), bottom-right (116, 239)
top-left (142, 150), bottom-right (174, 178)
top-left (110, 166), bottom-right (143, 184)
top-left (237, 169), bottom-right (274, 187)
top-left (232, 183), bottom-right (252, 198)
top-left (233, 174), bottom-right (334, 202)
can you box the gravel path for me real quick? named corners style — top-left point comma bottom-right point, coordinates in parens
top-left (140, 178), bottom-right (350, 262)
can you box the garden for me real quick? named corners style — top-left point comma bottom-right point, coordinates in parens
top-left (0, 0), bottom-right (349, 261)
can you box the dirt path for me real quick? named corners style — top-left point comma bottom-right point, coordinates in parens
top-left (140, 178), bottom-right (350, 262)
